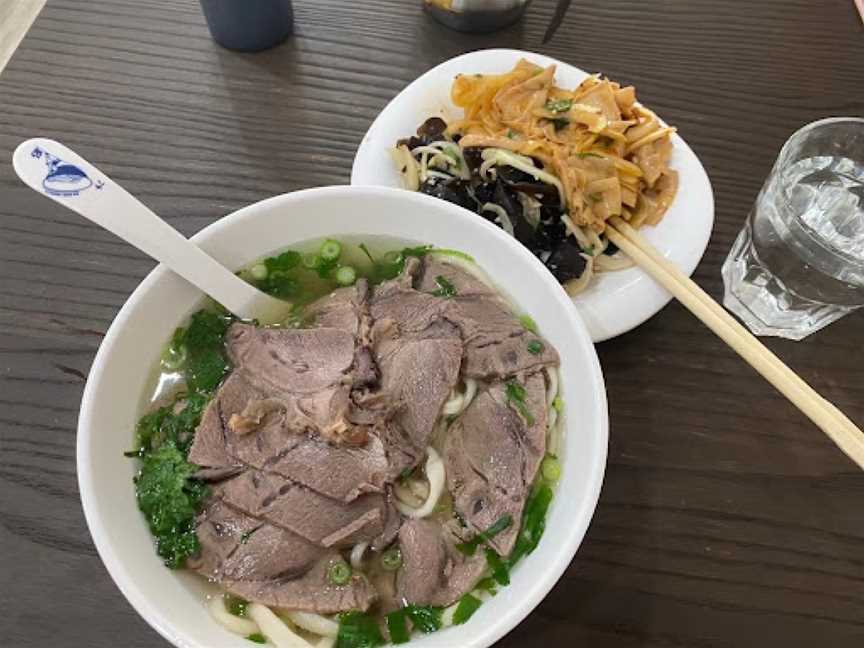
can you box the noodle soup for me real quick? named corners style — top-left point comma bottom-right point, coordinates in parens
top-left (127, 238), bottom-right (563, 647)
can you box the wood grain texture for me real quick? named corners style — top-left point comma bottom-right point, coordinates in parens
top-left (0, 0), bottom-right (46, 75)
top-left (1, 0), bottom-right (863, 646)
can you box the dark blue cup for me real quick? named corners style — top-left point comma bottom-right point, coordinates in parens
top-left (199, 0), bottom-right (294, 52)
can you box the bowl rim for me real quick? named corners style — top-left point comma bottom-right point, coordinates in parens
top-left (77, 185), bottom-right (609, 648)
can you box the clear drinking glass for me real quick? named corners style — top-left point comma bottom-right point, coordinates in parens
top-left (722, 117), bottom-right (864, 340)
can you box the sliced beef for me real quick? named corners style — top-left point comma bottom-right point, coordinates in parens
top-left (227, 323), bottom-right (355, 394)
top-left (218, 470), bottom-right (395, 549)
top-left (304, 280), bottom-right (368, 335)
top-left (417, 256), bottom-right (559, 380)
top-left (396, 519), bottom-right (487, 607)
top-left (374, 321), bottom-right (462, 472)
top-left (444, 373), bottom-right (547, 556)
top-left (224, 552), bottom-right (378, 613)
top-left (416, 256), bottom-right (493, 297)
top-left (460, 332), bottom-right (559, 379)
top-left (194, 499), bottom-right (323, 582)
top-left (190, 372), bottom-right (389, 501)
top-left (261, 433), bottom-right (389, 502)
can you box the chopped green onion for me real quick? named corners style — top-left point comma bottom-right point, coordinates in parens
top-left (337, 611), bottom-right (384, 648)
top-left (385, 609), bottom-right (410, 644)
top-left (541, 455), bottom-right (561, 483)
top-left (526, 340), bottom-right (544, 355)
top-left (302, 253), bottom-right (321, 270)
top-left (549, 117), bottom-right (569, 132)
top-left (552, 396), bottom-right (564, 413)
top-left (320, 239), bottom-right (342, 262)
top-left (226, 596), bottom-right (248, 617)
top-left (381, 547), bottom-right (402, 571)
top-left (431, 275), bottom-right (457, 298)
top-left (455, 514), bottom-right (513, 555)
top-left (519, 314), bottom-right (538, 334)
top-left (249, 263), bottom-right (268, 280)
top-left (545, 98), bottom-right (573, 113)
top-left (327, 560), bottom-right (352, 585)
top-left (505, 380), bottom-right (535, 426)
top-left (485, 549), bottom-right (510, 586)
top-left (335, 265), bottom-right (358, 286)
top-left (405, 606), bottom-right (442, 633)
top-left (475, 577), bottom-right (498, 595)
top-left (246, 633), bottom-right (267, 644)
top-left (508, 484), bottom-right (553, 567)
top-left (453, 593), bottom-right (482, 625)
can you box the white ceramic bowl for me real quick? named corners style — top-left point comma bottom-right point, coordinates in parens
top-left (78, 186), bottom-right (608, 648)
top-left (351, 48), bottom-right (715, 342)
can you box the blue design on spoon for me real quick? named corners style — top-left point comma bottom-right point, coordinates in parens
top-left (31, 146), bottom-right (102, 196)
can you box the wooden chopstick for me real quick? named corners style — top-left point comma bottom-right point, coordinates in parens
top-left (605, 216), bottom-right (864, 470)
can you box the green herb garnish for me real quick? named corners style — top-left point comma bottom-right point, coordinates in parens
top-left (506, 128), bottom-right (515, 139)
top-left (526, 340), bottom-right (544, 355)
top-left (404, 605), bottom-right (442, 633)
top-left (507, 484), bottom-right (553, 567)
top-left (181, 310), bottom-right (232, 393)
top-left (475, 577), bottom-right (498, 595)
top-left (336, 611), bottom-right (385, 648)
top-left (246, 633), bottom-right (267, 644)
top-left (386, 609), bottom-right (410, 644)
top-left (134, 441), bottom-right (208, 568)
top-left (545, 98), bottom-right (573, 113)
top-left (505, 380), bottom-right (535, 426)
top-left (431, 275), bottom-right (457, 298)
top-left (485, 549), bottom-right (510, 586)
top-left (455, 514), bottom-right (513, 556)
top-left (453, 593), bottom-right (483, 625)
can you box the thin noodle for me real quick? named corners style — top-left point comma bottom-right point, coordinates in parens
top-left (395, 448), bottom-right (445, 519)
top-left (349, 541), bottom-right (368, 570)
top-left (283, 610), bottom-right (339, 638)
top-left (248, 603), bottom-right (314, 648)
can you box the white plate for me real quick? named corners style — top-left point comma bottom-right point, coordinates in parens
top-left (351, 48), bottom-right (715, 342)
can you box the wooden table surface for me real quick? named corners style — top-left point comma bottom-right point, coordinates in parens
top-left (1, 1), bottom-right (863, 646)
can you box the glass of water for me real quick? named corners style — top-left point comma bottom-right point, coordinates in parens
top-left (722, 117), bottom-right (864, 340)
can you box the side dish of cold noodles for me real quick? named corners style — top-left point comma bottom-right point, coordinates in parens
top-left (127, 238), bottom-right (564, 647)
top-left (392, 59), bottom-right (679, 296)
